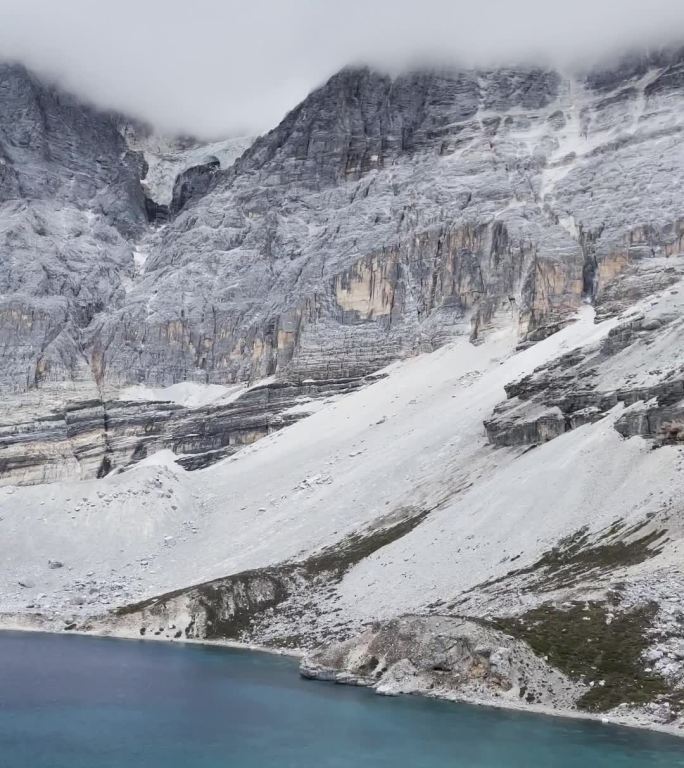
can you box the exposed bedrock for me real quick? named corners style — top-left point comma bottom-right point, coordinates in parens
top-left (0, 376), bottom-right (372, 486)
top-left (484, 262), bottom-right (684, 448)
top-left (108, 565), bottom-right (303, 643)
top-left (300, 614), bottom-right (581, 709)
top-left (99, 57), bottom-right (684, 389)
top-left (614, 400), bottom-right (684, 444)
top-left (1, 50), bottom-right (684, 483)
top-left (299, 599), bottom-right (684, 718)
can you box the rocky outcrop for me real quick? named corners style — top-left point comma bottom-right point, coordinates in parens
top-left (485, 258), bottom-right (684, 448)
top-left (169, 158), bottom-right (221, 216)
top-left (300, 614), bottom-right (581, 709)
top-left (110, 565), bottom-right (302, 642)
top-left (615, 400), bottom-right (684, 443)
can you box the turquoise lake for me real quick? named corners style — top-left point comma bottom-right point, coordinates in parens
top-left (0, 631), bottom-right (682, 767)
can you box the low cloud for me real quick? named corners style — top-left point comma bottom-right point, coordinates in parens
top-left (0, 0), bottom-right (682, 137)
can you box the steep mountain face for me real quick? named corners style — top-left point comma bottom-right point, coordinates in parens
top-left (1, 49), bottom-right (684, 731)
top-left (100, 49), bottom-right (683, 389)
top-left (1, 51), bottom-right (683, 485)
top-left (0, 63), bottom-right (146, 392)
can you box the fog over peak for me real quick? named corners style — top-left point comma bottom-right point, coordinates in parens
top-left (0, 0), bottom-right (682, 138)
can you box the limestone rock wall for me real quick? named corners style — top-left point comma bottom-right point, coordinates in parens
top-left (1, 50), bottom-right (684, 483)
top-left (484, 256), bottom-right (684, 448)
top-left (0, 376), bottom-right (370, 486)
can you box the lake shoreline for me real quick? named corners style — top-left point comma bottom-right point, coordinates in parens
top-left (0, 615), bottom-right (303, 660)
top-left (2, 614), bottom-right (682, 741)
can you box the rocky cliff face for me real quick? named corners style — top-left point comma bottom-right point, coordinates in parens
top-left (0, 63), bottom-right (146, 393)
top-left (102, 50), bottom-right (683, 388)
top-left (484, 254), bottom-right (684, 448)
top-left (2, 47), bottom-right (684, 733)
top-left (1, 51), bottom-right (683, 484)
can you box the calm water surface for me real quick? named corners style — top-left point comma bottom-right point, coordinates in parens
top-left (0, 631), bottom-right (682, 767)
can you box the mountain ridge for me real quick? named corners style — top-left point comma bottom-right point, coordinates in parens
top-left (1, 50), bottom-right (682, 484)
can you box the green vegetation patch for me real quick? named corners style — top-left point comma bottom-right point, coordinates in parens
top-left (494, 601), bottom-right (674, 712)
top-left (302, 507), bottom-right (430, 579)
top-left (523, 521), bottom-right (667, 593)
top-left (473, 520), bottom-right (667, 597)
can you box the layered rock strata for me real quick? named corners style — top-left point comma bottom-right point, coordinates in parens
top-left (484, 256), bottom-right (684, 447)
top-left (2, 51), bottom-right (684, 483)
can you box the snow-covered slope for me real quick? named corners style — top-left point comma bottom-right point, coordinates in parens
top-left (121, 128), bottom-right (253, 205)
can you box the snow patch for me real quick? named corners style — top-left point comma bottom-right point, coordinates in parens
top-left (119, 382), bottom-right (241, 409)
top-left (133, 249), bottom-right (147, 275)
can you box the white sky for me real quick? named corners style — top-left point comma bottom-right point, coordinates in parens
top-left (0, 0), bottom-right (682, 137)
